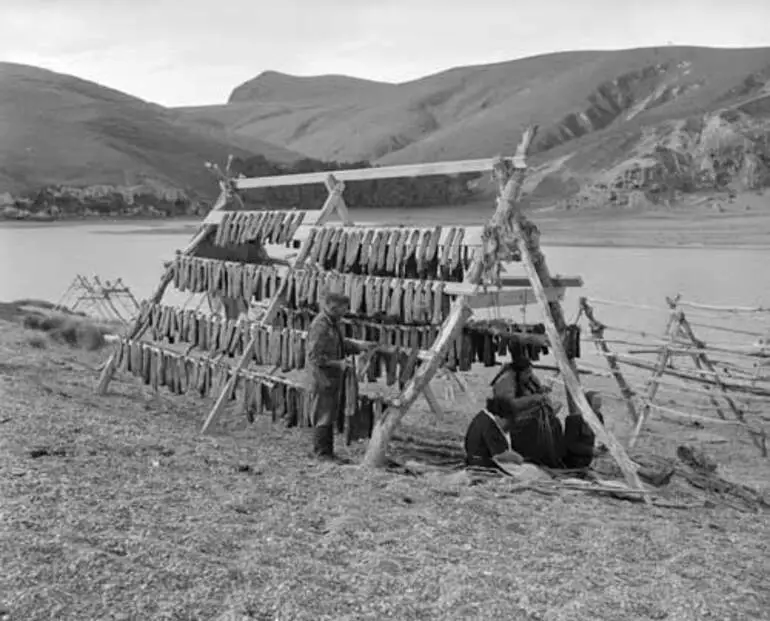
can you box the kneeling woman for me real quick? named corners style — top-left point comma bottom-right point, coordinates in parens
top-left (490, 358), bottom-right (566, 469)
top-left (464, 397), bottom-right (524, 472)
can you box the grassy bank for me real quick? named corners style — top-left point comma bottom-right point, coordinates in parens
top-left (1, 305), bottom-right (769, 620)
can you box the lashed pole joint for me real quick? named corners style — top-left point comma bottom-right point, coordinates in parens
top-left (205, 155), bottom-right (246, 211)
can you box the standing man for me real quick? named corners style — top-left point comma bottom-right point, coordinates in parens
top-left (306, 291), bottom-right (373, 460)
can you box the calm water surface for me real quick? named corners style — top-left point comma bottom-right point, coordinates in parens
top-left (2, 219), bottom-right (768, 343)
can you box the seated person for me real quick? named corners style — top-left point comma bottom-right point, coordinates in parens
top-left (464, 397), bottom-right (524, 472)
top-left (491, 357), bottom-right (566, 468)
top-left (563, 390), bottom-right (606, 469)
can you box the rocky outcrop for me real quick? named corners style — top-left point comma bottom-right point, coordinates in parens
top-left (536, 62), bottom-right (704, 152)
top-left (552, 108), bottom-right (770, 209)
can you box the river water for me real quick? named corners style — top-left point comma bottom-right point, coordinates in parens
top-left (1, 218), bottom-right (768, 347)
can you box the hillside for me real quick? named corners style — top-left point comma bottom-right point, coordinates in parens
top-left (175, 46), bottom-right (770, 207)
top-left (0, 63), bottom-right (301, 199)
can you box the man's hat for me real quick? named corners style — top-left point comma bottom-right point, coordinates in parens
top-left (323, 290), bottom-right (351, 306)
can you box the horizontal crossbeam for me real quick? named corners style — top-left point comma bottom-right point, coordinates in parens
top-left (293, 224), bottom-right (485, 247)
top-left (272, 264), bottom-right (563, 304)
top-left (468, 287), bottom-right (565, 309)
top-left (499, 275), bottom-right (583, 288)
top-left (235, 156), bottom-right (521, 190)
top-left (168, 255), bottom-right (568, 310)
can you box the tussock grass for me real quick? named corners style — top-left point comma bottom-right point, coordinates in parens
top-left (22, 313), bottom-right (107, 350)
top-left (1, 318), bottom-right (769, 620)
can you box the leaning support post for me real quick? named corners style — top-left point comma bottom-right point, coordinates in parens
top-left (515, 220), bottom-right (647, 497)
top-left (421, 384), bottom-right (446, 422)
top-left (580, 297), bottom-right (639, 424)
top-left (200, 174), bottom-right (347, 433)
top-left (363, 126), bottom-right (538, 468)
top-left (200, 331), bottom-right (257, 434)
top-left (96, 176), bottom-right (230, 395)
top-left (363, 301), bottom-right (473, 466)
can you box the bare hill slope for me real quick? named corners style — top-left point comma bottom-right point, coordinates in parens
top-left (0, 63), bottom-right (301, 197)
top-left (176, 46), bottom-right (770, 205)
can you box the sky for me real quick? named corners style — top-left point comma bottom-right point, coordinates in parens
top-left (1, 0), bottom-right (769, 108)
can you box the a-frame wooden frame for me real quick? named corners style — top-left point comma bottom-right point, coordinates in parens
top-left (95, 128), bottom-right (645, 495)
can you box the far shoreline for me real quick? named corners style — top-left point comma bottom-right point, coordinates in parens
top-left (2, 206), bottom-right (769, 251)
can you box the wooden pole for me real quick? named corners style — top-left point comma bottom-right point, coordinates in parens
top-left (579, 297), bottom-right (639, 424)
top-left (363, 126), bottom-right (537, 468)
top-left (200, 334), bottom-right (257, 434)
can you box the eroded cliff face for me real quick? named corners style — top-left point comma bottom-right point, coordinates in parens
top-left (529, 79), bottom-right (770, 210)
top-left (557, 108), bottom-right (770, 209)
top-left (523, 57), bottom-right (770, 208)
top-left (535, 62), bottom-right (706, 152)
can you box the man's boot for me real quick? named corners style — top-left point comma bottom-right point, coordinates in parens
top-left (312, 425), bottom-right (334, 459)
